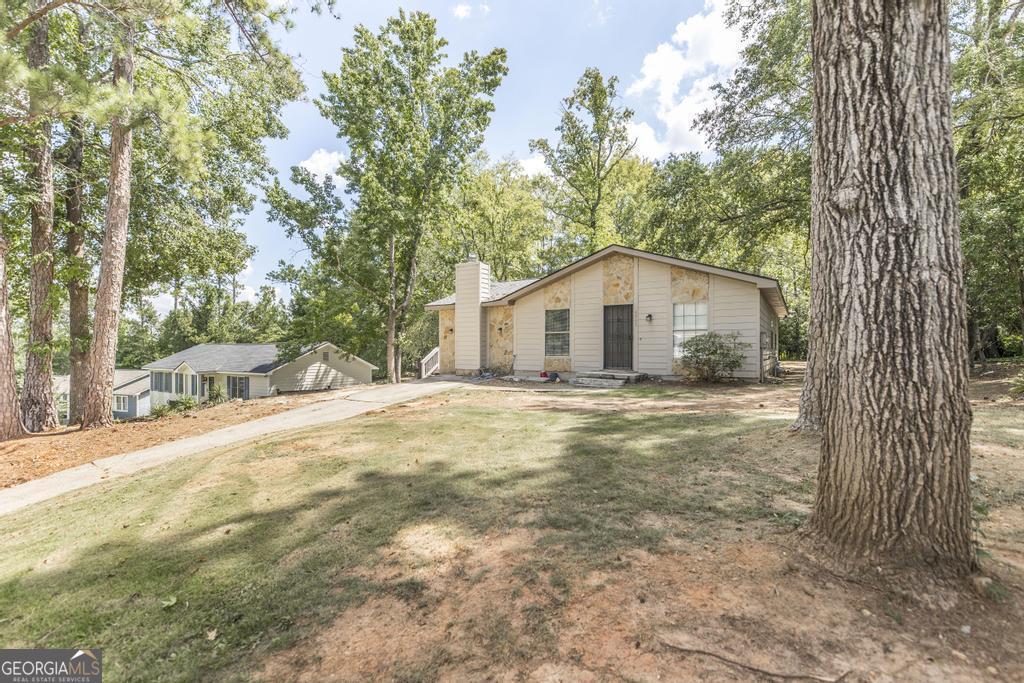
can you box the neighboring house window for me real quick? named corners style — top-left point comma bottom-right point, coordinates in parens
top-left (673, 302), bottom-right (708, 357)
top-left (191, 375), bottom-right (198, 396)
top-left (227, 376), bottom-right (249, 399)
top-left (151, 374), bottom-right (160, 392)
top-left (175, 373), bottom-right (184, 394)
top-left (322, 351), bottom-right (330, 362)
top-left (545, 309), bottom-right (570, 356)
top-left (114, 395), bottom-right (128, 412)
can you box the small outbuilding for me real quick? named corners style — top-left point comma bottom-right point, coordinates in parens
top-left (143, 342), bottom-right (376, 407)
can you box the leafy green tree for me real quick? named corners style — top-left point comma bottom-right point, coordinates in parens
top-left (530, 68), bottom-right (636, 260)
top-left (116, 301), bottom-right (160, 368)
top-left (271, 11), bottom-right (507, 382)
top-left (434, 154), bottom-right (550, 281)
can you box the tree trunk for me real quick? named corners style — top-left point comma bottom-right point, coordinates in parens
top-left (804, 0), bottom-right (975, 574)
top-left (385, 310), bottom-right (397, 384)
top-left (386, 233), bottom-right (398, 383)
top-left (0, 240), bottom-right (27, 441)
top-left (792, 246), bottom-right (824, 431)
top-left (81, 32), bottom-right (134, 429)
top-left (64, 115), bottom-right (89, 423)
top-left (21, 0), bottom-right (58, 432)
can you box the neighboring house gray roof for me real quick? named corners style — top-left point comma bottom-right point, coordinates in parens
top-left (142, 342), bottom-right (378, 374)
top-left (52, 369), bottom-right (150, 397)
top-left (143, 343), bottom-right (289, 374)
top-left (425, 278), bottom-right (538, 308)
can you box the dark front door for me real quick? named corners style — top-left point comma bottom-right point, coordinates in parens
top-left (603, 304), bottom-right (633, 370)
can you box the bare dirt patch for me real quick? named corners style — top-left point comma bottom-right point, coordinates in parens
top-left (260, 530), bottom-right (1023, 682)
top-left (0, 390), bottom-right (350, 488)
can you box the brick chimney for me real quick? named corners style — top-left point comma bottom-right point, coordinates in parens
top-left (454, 257), bottom-right (491, 374)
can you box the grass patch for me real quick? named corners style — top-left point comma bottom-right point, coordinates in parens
top-left (0, 388), bottom-right (813, 680)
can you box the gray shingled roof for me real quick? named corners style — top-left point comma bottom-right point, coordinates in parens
top-left (426, 278), bottom-right (538, 308)
top-left (142, 344), bottom-right (289, 374)
top-left (52, 369), bottom-right (150, 396)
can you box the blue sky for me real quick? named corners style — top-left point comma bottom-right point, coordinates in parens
top-left (190, 0), bottom-right (743, 312)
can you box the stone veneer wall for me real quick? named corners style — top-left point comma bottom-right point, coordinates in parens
top-left (543, 279), bottom-right (572, 372)
top-left (439, 308), bottom-right (456, 374)
top-left (486, 306), bottom-right (514, 373)
top-left (670, 266), bottom-right (710, 375)
top-left (603, 254), bottom-right (635, 305)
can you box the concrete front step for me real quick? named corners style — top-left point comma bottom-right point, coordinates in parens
top-left (572, 377), bottom-right (628, 388)
top-left (575, 370), bottom-right (646, 382)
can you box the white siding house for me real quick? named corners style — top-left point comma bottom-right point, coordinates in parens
top-left (425, 245), bottom-right (787, 382)
top-left (143, 342), bottom-right (375, 407)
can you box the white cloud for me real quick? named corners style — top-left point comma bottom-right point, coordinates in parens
top-left (590, 0), bottom-right (612, 26)
top-left (518, 155), bottom-right (550, 177)
top-left (627, 121), bottom-right (668, 160)
top-left (151, 292), bottom-right (176, 317)
top-left (299, 148), bottom-right (344, 182)
top-left (478, 3), bottom-right (491, 15)
top-left (626, 0), bottom-right (743, 157)
top-left (452, 3), bottom-right (472, 19)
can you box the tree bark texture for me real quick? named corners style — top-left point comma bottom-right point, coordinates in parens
top-left (64, 115), bottom-right (89, 423)
top-left (805, 0), bottom-right (975, 573)
top-left (21, 1), bottom-right (58, 432)
top-left (82, 34), bottom-right (134, 428)
top-left (0, 240), bottom-right (27, 441)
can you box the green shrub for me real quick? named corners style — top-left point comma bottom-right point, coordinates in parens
top-left (151, 404), bottom-right (172, 419)
top-left (677, 332), bottom-right (749, 382)
top-left (1004, 333), bottom-right (1023, 357)
top-left (170, 395), bottom-right (197, 412)
top-left (207, 383), bottom-right (225, 404)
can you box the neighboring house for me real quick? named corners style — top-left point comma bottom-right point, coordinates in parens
top-left (142, 342), bottom-right (376, 407)
top-left (53, 369), bottom-right (152, 423)
top-left (425, 245), bottom-right (788, 381)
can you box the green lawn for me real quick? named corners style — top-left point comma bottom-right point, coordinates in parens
top-left (0, 388), bottom-right (812, 681)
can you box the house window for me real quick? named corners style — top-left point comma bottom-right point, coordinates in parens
top-left (672, 302), bottom-right (708, 357)
top-left (151, 373), bottom-right (160, 392)
top-left (545, 309), bottom-right (570, 356)
top-left (114, 395), bottom-right (128, 412)
top-left (227, 376), bottom-right (249, 399)
top-left (175, 373), bottom-right (184, 394)
top-left (322, 351), bottom-right (330, 362)
top-left (191, 375), bottom-right (198, 396)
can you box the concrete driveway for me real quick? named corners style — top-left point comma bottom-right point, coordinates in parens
top-left (0, 379), bottom-right (459, 517)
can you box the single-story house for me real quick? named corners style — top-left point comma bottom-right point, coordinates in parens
top-left (425, 245), bottom-right (788, 381)
top-left (142, 342), bottom-right (376, 407)
top-left (53, 369), bottom-right (152, 423)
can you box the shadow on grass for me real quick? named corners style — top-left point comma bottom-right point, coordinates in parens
top-left (0, 405), bottom-right (812, 680)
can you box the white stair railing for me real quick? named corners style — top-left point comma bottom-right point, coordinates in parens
top-left (420, 346), bottom-right (440, 378)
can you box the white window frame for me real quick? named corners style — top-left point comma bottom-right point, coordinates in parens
top-left (544, 309), bottom-right (570, 357)
top-left (673, 302), bottom-right (708, 357)
top-left (114, 395), bottom-right (128, 412)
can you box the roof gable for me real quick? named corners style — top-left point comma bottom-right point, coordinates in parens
top-left (426, 246), bottom-right (788, 317)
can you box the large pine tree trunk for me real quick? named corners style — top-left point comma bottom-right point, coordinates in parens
top-left (0, 240), bottom-right (26, 441)
top-left (21, 0), bottom-right (58, 432)
top-left (81, 34), bottom-right (134, 429)
top-left (804, 0), bottom-right (975, 574)
top-left (64, 115), bottom-right (89, 423)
